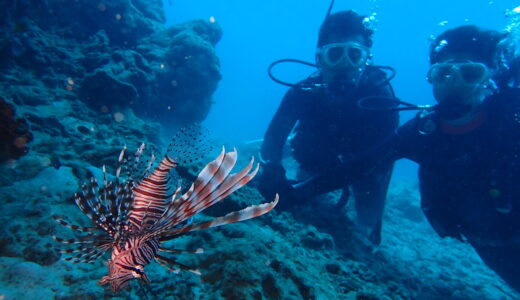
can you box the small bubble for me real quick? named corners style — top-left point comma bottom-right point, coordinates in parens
top-left (41, 186), bottom-right (48, 192)
top-left (98, 3), bottom-right (107, 11)
top-left (209, 16), bottom-right (216, 23)
top-left (115, 14), bottom-right (122, 21)
top-left (41, 157), bottom-right (52, 167)
top-left (160, 64), bottom-right (165, 69)
top-left (114, 112), bottom-right (124, 122)
top-left (171, 80), bottom-right (178, 87)
top-left (101, 105), bottom-right (109, 113)
top-left (438, 20), bottom-right (448, 26)
top-left (67, 78), bottom-right (74, 85)
top-left (5, 159), bottom-right (17, 168)
top-left (167, 106), bottom-right (172, 110)
top-left (434, 39), bottom-right (448, 53)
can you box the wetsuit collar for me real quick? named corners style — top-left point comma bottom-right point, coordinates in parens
top-left (440, 110), bottom-right (487, 134)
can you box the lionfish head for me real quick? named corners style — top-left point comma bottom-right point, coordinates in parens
top-left (98, 259), bottom-right (150, 293)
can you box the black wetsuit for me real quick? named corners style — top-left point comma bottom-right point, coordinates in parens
top-left (260, 66), bottom-right (399, 243)
top-left (297, 87), bottom-right (520, 291)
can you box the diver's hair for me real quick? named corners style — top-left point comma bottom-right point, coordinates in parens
top-left (317, 10), bottom-right (373, 48)
top-left (430, 25), bottom-right (507, 67)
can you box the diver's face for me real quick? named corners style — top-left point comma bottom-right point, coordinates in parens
top-left (319, 34), bottom-right (370, 85)
top-left (428, 53), bottom-right (491, 108)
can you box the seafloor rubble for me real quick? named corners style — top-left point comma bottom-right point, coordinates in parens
top-left (0, 147), bottom-right (517, 299)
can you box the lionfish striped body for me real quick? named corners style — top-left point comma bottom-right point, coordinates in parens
top-left (54, 141), bottom-right (278, 293)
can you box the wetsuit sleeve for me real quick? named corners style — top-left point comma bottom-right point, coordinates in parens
top-left (292, 117), bottom-right (418, 198)
top-left (260, 88), bottom-right (301, 164)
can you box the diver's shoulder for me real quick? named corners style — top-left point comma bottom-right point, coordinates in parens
top-left (482, 87), bottom-right (520, 128)
top-left (490, 87), bottom-right (520, 102)
top-left (293, 74), bottom-right (321, 88)
top-left (362, 66), bottom-right (392, 84)
top-left (485, 87), bottom-right (520, 112)
top-left (285, 76), bottom-right (321, 96)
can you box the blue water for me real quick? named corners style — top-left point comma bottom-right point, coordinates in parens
top-left (165, 0), bottom-right (517, 179)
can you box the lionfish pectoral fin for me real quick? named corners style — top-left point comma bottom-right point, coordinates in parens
top-left (158, 246), bottom-right (203, 254)
top-left (155, 254), bottom-right (201, 275)
top-left (52, 215), bottom-right (98, 233)
top-left (141, 272), bottom-right (150, 285)
top-left (98, 276), bottom-right (109, 286)
top-left (160, 195), bottom-right (279, 240)
top-left (164, 151), bottom-right (260, 228)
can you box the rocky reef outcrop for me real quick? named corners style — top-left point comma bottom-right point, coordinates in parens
top-left (0, 0), bottom-right (222, 180)
top-left (1, 0), bottom-right (222, 142)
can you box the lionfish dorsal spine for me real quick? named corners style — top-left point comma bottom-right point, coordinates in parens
top-left (127, 155), bottom-right (178, 230)
top-left (116, 145), bottom-right (126, 179)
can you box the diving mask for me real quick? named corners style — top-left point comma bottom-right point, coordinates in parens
top-left (317, 42), bottom-right (370, 69)
top-left (427, 61), bottom-right (489, 86)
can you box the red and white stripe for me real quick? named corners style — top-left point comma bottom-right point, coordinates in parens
top-left (127, 156), bottom-right (177, 230)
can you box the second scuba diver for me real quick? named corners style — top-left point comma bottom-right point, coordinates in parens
top-left (258, 10), bottom-right (399, 245)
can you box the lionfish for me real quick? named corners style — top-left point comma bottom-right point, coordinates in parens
top-left (53, 128), bottom-right (278, 293)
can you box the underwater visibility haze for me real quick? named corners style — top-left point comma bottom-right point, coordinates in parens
top-left (1, 0), bottom-right (520, 299)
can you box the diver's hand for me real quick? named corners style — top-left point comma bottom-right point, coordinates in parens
top-left (257, 162), bottom-right (294, 205)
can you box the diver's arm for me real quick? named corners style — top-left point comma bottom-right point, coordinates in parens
top-left (291, 116), bottom-right (419, 199)
top-left (291, 134), bottom-right (400, 198)
top-left (258, 88), bottom-right (302, 202)
top-left (260, 88), bottom-right (301, 164)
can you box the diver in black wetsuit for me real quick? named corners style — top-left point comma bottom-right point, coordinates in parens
top-left (294, 25), bottom-right (520, 292)
top-left (258, 10), bottom-right (399, 245)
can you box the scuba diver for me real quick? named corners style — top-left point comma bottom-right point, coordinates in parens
top-left (293, 25), bottom-right (520, 292)
top-left (258, 9), bottom-right (399, 245)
